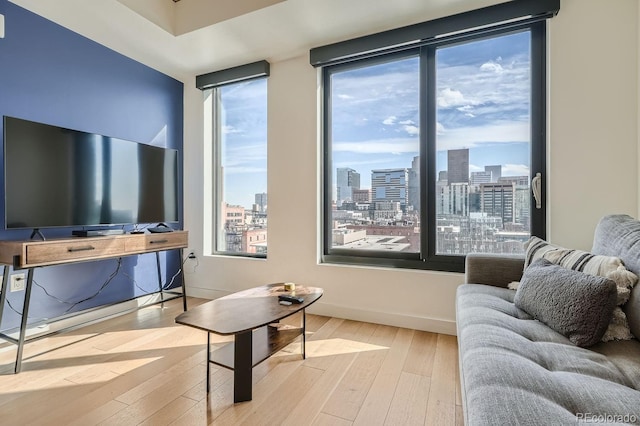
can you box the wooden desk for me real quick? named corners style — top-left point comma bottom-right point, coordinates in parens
top-left (0, 231), bottom-right (188, 373)
top-left (175, 283), bottom-right (323, 403)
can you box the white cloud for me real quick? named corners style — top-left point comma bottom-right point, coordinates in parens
top-left (502, 163), bottom-right (530, 176)
top-left (438, 88), bottom-right (470, 108)
top-left (403, 125), bottom-right (419, 136)
top-left (436, 121), bottom-right (529, 151)
top-left (436, 122), bottom-right (446, 135)
top-left (383, 116), bottom-right (397, 125)
top-left (480, 61), bottom-right (504, 74)
top-left (337, 94), bottom-right (354, 100)
top-left (399, 119), bottom-right (415, 125)
top-left (469, 164), bottom-right (483, 173)
top-left (334, 138), bottom-right (419, 154)
top-left (222, 125), bottom-right (242, 134)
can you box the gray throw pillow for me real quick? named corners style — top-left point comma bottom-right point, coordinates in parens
top-left (514, 259), bottom-right (618, 347)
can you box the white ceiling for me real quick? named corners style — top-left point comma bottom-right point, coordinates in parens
top-left (10, 0), bottom-right (503, 81)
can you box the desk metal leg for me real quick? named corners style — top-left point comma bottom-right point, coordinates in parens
top-left (233, 330), bottom-right (253, 403)
top-left (0, 266), bottom-right (10, 329)
top-left (15, 268), bottom-right (34, 373)
top-left (180, 248), bottom-right (187, 311)
top-left (155, 252), bottom-right (164, 307)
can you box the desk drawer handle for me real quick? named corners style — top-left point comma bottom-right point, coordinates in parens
top-left (150, 239), bottom-right (169, 244)
top-left (68, 246), bottom-right (95, 252)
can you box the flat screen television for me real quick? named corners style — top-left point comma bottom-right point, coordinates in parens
top-left (3, 116), bottom-right (179, 230)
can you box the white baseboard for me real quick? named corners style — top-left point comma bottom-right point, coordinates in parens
top-left (186, 286), bottom-right (457, 336)
top-left (0, 292), bottom-right (170, 352)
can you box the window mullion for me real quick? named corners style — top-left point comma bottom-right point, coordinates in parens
top-left (529, 21), bottom-right (547, 241)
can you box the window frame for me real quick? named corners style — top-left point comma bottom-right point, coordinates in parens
top-left (321, 21), bottom-right (547, 273)
top-left (209, 75), bottom-right (269, 259)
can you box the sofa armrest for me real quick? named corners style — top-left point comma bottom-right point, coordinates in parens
top-left (465, 253), bottom-right (525, 288)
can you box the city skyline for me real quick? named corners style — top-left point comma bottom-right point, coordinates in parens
top-left (219, 31), bottom-right (531, 210)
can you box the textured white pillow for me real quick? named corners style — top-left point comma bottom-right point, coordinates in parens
top-left (522, 236), bottom-right (638, 342)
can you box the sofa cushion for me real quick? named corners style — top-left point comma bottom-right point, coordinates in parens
top-left (524, 235), bottom-right (637, 341)
top-left (514, 259), bottom-right (617, 347)
top-left (457, 284), bottom-right (640, 425)
top-left (592, 214), bottom-right (640, 339)
top-left (525, 236), bottom-right (637, 305)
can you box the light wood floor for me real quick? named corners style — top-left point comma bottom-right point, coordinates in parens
top-left (0, 297), bottom-right (463, 425)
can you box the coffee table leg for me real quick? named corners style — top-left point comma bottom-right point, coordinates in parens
top-left (234, 330), bottom-right (253, 403)
top-left (302, 309), bottom-right (306, 359)
top-left (206, 333), bottom-right (210, 393)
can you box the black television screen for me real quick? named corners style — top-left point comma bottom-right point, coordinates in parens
top-left (3, 116), bottom-right (179, 229)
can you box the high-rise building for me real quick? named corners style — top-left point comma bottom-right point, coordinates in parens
top-left (254, 192), bottom-right (267, 213)
top-left (447, 148), bottom-right (469, 184)
top-left (498, 176), bottom-right (530, 226)
top-left (438, 170), bottom-right (448, 182)
top-left (336, 167), bottom-right (360, 204)
top-left (480, 182), bottom-right (515, 226)
top-left (470, 171), bottom-right (492, 185)
top-left (484, 165), bottom-right (502, 182)
top-left (352, 188), bottom-right (371, 203)
top-left (408, 156), bottom-right (420, 212)
top-left (436, 182), bottom-right (469, 216)
top-left (371, 168), bottom-right (409, 211)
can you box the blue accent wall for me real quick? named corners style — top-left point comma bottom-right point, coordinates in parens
top-left (0, 1), bottom-right (184, 330)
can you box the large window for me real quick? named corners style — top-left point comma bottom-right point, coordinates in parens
top-left (318, 2), bottom-right (557, 272)
top-left (199, 61), bottom-right (269, 257)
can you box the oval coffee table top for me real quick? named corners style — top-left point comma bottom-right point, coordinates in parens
top-left (175, 283), bottom-right (323, 335)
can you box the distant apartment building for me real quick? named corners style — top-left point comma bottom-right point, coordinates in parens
top-left (436, 182), bottom-right (470, 216)
top-left (371, 168), bottom-right (409, 211)
top-left (498, 176), bottom-right (530, 225)
top-left (498, 175), bottom-right (529, 186)
top-left (480, 182), bottom-right (515, 226)
top-left (447, 148), bottom-right (469, 184)
top-left (352, 188), bottom-right (371, 203)
top-left (222, 203), bottom-right (245, 228)
top-left (372, 201), bottom-right (402, 220)
top-left (408, 155), bottom-right (420, 212)
top-left (470, 171), bottom-right (492, 185)
top-left (336, 167), bottom-right (360, 204)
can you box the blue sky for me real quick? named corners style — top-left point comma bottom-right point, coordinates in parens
top-left (332, 30), bottom-right (532, 189)
top-left (219, 30), bottom-right (531, 208)
top-left (219, 79), bottom-right (268, 208)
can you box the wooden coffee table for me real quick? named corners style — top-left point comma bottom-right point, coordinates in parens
top-left (175, 283), bottom-right (323, 402)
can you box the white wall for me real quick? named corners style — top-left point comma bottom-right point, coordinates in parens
top-left (183, 0), bottom-right (640, 335)
top-left (549, 0), bottom-right (639, 250)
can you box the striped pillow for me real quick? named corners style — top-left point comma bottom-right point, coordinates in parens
top-left (524, 236), bottom-right (637, 305)
top-left (523, 236), bottom-right (638, 341)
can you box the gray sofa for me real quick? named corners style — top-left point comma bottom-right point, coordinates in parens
top-left (456, 215), bottom-right (640, 425)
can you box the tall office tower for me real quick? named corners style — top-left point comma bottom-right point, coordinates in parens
top-left (336, 167), bottom-right (360, 204)
top-left (447, 148), bottom-right (469, 184)
top-left (480, 182), bottom-right (515, 226)
top-left (485, 165), bottom-right (502, 182)
top-left (254, 192), bottom-right (267, 213)
top-left (371, 168), bottom-right (409, 211)
top-left (408, 156), bottom-right (420, 212)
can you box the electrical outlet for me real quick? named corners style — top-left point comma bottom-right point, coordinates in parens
top-left (10, 273), bottom-right (25, 292)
